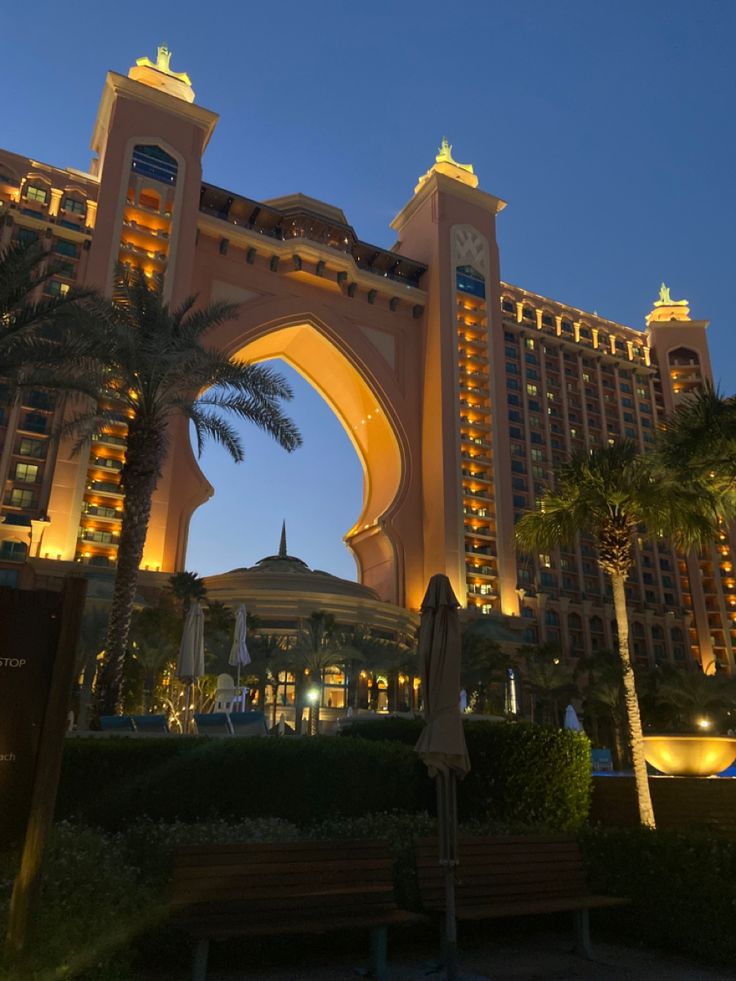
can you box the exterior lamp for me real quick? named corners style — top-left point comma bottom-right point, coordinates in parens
top-left (306, 689), bottom-right (319, 705)
top-left (697, 717), bottom-right (712, 730)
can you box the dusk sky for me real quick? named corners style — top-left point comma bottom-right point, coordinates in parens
top-left (3, 1), bottom-right (734, 581)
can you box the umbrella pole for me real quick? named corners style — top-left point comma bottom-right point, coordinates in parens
top-left (183, 681), bottom-right (192, 734)
top-left (437, 770), bottom-right (459, 980)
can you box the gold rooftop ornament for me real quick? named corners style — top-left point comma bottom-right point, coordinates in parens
top-left (654, 282), bottom-right (689, 308)
top-left (415, 137), bottom-right (479, 193)
top-left (129, 44), bottom-right (195, 102)
top-left (646, 282), bottom-right (691, 324)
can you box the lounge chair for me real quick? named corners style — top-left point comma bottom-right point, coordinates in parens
top-left (99, 715), bottom-right (136, 732)
top-left (591, 748), bottom-right (614, 772)
top-left (131, 714), bottom-right (169, 734)
top-left (229, 710), bottom-right (268, 737)
top-left (193, 712), bottom-right (233, 735)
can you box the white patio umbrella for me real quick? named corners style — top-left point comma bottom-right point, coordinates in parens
top-left (228, 603), bottom-right (251, 690)
top-left (564, 703), bottom-right (584, 731)
top-left (176, 600), bottom-right (205, 733)
top-left (415, 574), bottom-right (470, 981)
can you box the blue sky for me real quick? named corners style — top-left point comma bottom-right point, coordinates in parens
top-left (3, 1), bottom-right (734, 580)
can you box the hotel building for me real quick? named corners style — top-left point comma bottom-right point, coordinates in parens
top-left (0, 47), bottom-right (731, 674)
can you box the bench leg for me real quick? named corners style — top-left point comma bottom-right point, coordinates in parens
top-left (573, 909), bottom-right (593, 960)
top-left (192, 938), bottom-right (209, 981)
top-left (369, 926), bottom-right (388, 980)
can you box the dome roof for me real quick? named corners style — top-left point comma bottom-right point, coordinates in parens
top-left (208, 522), bottom-right (379, 601)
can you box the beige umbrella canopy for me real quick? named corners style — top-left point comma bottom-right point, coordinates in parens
top-left (176, 600), bottom-right (205, 733)
top-left (415, 575), bottom-right (470, 777)
top-left (414, 574), bottom-right (469, 981)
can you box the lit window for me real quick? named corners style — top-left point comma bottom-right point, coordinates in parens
top-left (525, 338), bottom-right (535, 350)
top-left (18, 438), bottom-right (45, 458)
top-left (25, 185), bottom-right (47, 204)
top-left (9, 488), bottom-right (35, 508)
top-left (526, 383), bottom-right (538, 396)
top-left (46, 280), bottom-right (70, 297)
top-left (62, 196), bottom-right (86, 215)
top-left (14, 463), bottom-right (39, 483)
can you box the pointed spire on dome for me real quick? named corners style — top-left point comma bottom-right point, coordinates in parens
top-left (278, 521), bottom-right (287, 558)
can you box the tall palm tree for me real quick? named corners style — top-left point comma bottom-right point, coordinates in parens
top-left (516, 441), bottom-right (719, 828)
top-left (656, 666), bottom-right (736, 732)
top-left (73, 272), bottom-right (301, 714)
top-left (292, 611), bottom-right (342, 735)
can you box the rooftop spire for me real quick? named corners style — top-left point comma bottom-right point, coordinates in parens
top-left (128, 43), bottom-right (195, 103)
top-left (415, 137), bottom-right (479, 194)
top-left (278, 521), bottom-right (287, 558)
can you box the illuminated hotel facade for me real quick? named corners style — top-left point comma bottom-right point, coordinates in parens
top-left (0, 47), bottom-right (732, 674)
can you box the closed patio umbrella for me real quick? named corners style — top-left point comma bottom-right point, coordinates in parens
top-left (228, 603), bottom-right (251, 691)
top-left (415, 575), bottom-right (470, 981)
top-left (564, 703), bottom-right (583, 731)
top-left (176, 600), bottom-right (205, 733)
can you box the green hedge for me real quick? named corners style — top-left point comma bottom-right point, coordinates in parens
top-left (342, 719), bottom-right (592, 831)
top-left (57, 721), bottom-right (590, 832)
top-left (580, 826), bottom-right (736, 966)
top-left (58, 736), bottom-right (432, 829)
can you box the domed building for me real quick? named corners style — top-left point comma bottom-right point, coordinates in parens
top-left (203, 525), bottom-right (419, 727)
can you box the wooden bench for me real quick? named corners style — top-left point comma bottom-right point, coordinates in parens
top-left (172, 839), bottom-right (423, 980)
top-left (415, 834), bottom-right (629, 958)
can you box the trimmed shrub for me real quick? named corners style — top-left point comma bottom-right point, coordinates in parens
top-left (57, 721), bottom-right (590, 832)
top-left (342, 719), bottom-right (591, 831)
top-left (580, 826), bottom-right (736, 966)
top-left (58, 736), bottom-right (432, 829)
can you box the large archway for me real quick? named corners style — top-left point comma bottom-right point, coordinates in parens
top-left (157, 310), bottom-right (416, 605)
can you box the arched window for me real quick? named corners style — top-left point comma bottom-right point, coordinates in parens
top-left (668, 347), bottom-right (700, 367)
top-left (131, 144), bottom-right (178, 185)
top-left (456, 264), bottom-right (485, 299)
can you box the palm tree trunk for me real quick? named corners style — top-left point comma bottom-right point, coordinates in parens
top-left (611, 573), bottom-right (656, 828)
top-left (97, 431), bottom-right (163, 715)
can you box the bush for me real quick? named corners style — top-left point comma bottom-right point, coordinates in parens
top-left (580, 826), bottom-right (736, 966)
top-left (58, 736), bottom-right (433, 829)
top-left (342, 719), bottom-right (591, 831)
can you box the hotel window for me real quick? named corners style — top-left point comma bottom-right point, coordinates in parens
top-left (62, 196), bottom-right (86, 215)
top-left (22, 413), bottom-right (47, 434)
top-left (54, 240), bottom-right (79, 259)
top-left (0, 569), bottom-right (19, 586)
top-left (18, 438), bottom-right (46, 458)
top-left (502, 300), bottom-right (515, 313)
top-left (131, 144), bottom-right (178, 185)
top-left (46, 280), bottom-right (70, 297)
top-left (513, 495), bottom-right (527, 509)
top-left (0, 541), bottom-right (27, 562)
top-left (14, 463), bottom-right (38, 483)
top-left (525, 338), bottom-right (535, 350)
top-left (542, 314), bottom-right (554, 328)
top-left (17, 228), bottom-right (39, 246)
top-left (526, 383), bottom-right (538, 396)
top-left (9, 488), bottom-right (35, 508)
top-left (456, 265), bottom-right (486, 299)
top-left (25, 185), bottom-right (47, 204)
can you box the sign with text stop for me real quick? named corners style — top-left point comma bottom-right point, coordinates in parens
top-left (0, 588), bottom-right (64, 846)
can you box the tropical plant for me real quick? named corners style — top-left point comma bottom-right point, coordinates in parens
top-left (658, 385), bottom-right (736, 501)
top-left (517, 643), bottom-right (575, 726)
top-left (70, 272), bottom-right (301, 714)
top-left (574, 649), bottom-right (626, 765)
top-left (460, 629), bottom-right (509, 714)
top-left (516, 440), bottom-right (720, 827)
top-left (128, 599), bottom-right (181, 713)
top-left (290, 611), bottom-right (340, 735)
top-left (167, 571), bottom-right (208, 614)
top-left (244, 632), bottom-right (288, 725)
top-left (655, 666), bottom-right (736, 732)
top-left (74, 605), bottom-right (109, 730)
top-left (0, 238), bottom-right (92, 385)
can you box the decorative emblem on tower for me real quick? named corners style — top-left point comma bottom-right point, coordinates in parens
top-left (129, 44), bottom-right (195, 103)
top-left (415, 137), bottom-right (479, 193)
top-left (646, 282), bottom-right (691, 324)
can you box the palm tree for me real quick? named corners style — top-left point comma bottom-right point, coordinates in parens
top-left (517, 643), bottom-right (575, 726)
top-left (516, 441), bottom-right (720, 828)
top-left (0, 239), bottom-right (92, 384)
top-left (129, 600), bottom-right (181, 712)
top-left (75, 272), bottom-right (301, 714)
top-left (292, 611), bottom-right (342, 735)
top-left (244, 633), bottom-right (288, 724)
top-left (74, 605), bottom-right (109, 730)
top-left (460, 630), bottom-right (509, 715)
top-left (658, 386), bottom-right (736, 500)
top-left (655, 666), bottom-right (736, 732)
top-left (168, 571), bottom-right (208, 614)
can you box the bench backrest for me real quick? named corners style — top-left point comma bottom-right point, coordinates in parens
top-left (172, 839), bottom-right (399, 929)
top-left (415, 835), bottom-right (591, 913)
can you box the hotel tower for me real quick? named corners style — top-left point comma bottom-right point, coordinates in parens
top-left (0, 47), bottom-right (731, 673)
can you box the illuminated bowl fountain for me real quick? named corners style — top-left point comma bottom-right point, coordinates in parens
top-left (643, 735), bottom-right (736, 777)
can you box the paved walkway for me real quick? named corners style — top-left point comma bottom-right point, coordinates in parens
top-left (205, 932), bottom-right (735, 980)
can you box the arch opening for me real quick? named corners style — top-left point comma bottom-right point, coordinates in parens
top-left (185, 321), bottom-right (405, 602)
